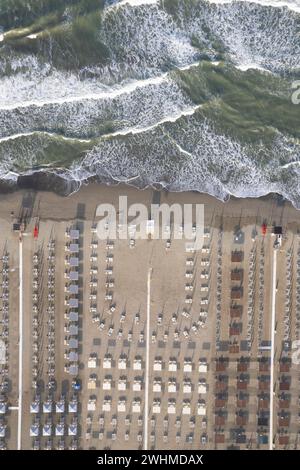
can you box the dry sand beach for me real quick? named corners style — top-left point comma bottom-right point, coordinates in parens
top-left (0, 184), bottom-right (300, 450)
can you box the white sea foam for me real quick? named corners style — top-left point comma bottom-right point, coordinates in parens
top-left (0, 73), bottom-right (168, 110)
top-left (0, 100), bottom-right (201, 142)
top-left (105, 104), bottom-right (202, 137)
top-left (0, 131), bottom-right (92, 144)
top-left (2, 118), bottom-right (300, 208)
top-left (181, 1), bottom-right (300, 74)
top-left (0, 132), bottom-right (37, 143)
top-left (116, 0), bottom-right (158, 5)
top-left (235, 63), bottom-right (270, 72)
top-left (1, 0), bottom-right (297, 112)
top-left (206, 0), bottom-right (300, 14)
top-left (1, 0), bottom-right (300, 208)
top-left (0, 60), bottom-right (201, 112)
top-left (280, 161), bottom-right (300, 169)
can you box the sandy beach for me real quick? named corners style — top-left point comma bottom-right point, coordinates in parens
top-left (0, 184), bottom-right (300, 450)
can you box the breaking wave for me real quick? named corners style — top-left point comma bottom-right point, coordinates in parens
top-left (206, 0), bottom-right (300, 14)
top-left (0, 0), bottom-right (300, 207)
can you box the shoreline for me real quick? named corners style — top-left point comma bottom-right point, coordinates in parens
top-left (0, 180), bottom-right (299, 234)
top-left (0, 170), bottom-right (297, 205)
top-left (0, 170), bottom-right (297, 209)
